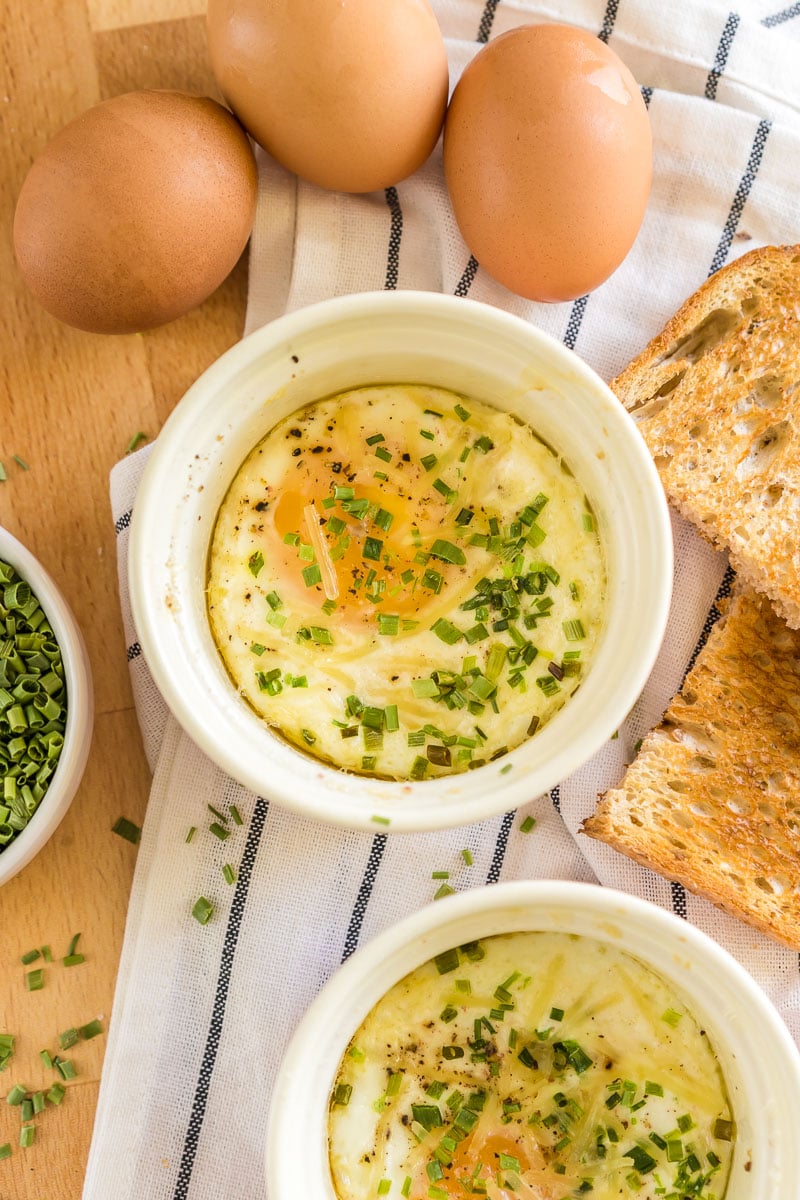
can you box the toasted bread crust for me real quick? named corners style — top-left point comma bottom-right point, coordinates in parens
top-left (612, 244), bottom-right (800, 628)
top-left (583, 587), bottom-right (800, 949)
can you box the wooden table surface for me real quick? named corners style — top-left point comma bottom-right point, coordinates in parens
top-left (0, 3), bottom-right (247, 1194)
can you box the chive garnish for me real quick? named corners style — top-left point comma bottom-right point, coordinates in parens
top-left (562, 618), bottom-right (586, 641)
top-left (461, 848), bottom-right (473, 865)
top-left (430, 539), bottom-right (465, 565)
top-left (374, 445), bottom-right (392, 463)
top-left (192, 897), bottom-right (214, 925)
top-left (19, 1125), bottom-right (34, 1148)
top-left (185, 826), bottom-right (197, 844)
top-left (125, 432), bottom-right (148, 455)
top-left (63, 955), bottom-right (84, 967)
top-left (20, 949), bottom-right (40, 965)
top-left (0, 1143), bottom-right (11, 1160)
top-left (247, 550), bottom-right (264, 577)
top-left (6, 1084), bottom-right (27, 1106)
top-left (47, 1083), bottom-right (65, 1105)
top-left (25, 970), bottom-right (44, 992)
top-left (454, 403), bottom-right (471, 422)
top-left (420, 453), bottom-right (438, 472)
top-left (79, 1020), bottom-right (102, 1040)
top-left (661, 1008), bottom-right (682, 1026)
top-left (222, 863), bottom-right (237, 886)
top-left (112, 817), bottom-right (141, 845)
top-left (520, 816), bottom-right (536, 833)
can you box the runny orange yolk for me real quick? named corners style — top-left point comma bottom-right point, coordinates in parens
top-left (410, 1130), bottom-right (561, 1200)
top-left (266, 450), bottom-right (469, 629)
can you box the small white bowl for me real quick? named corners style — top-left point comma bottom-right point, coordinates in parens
top-left (129, 290), bottom-right (672, 832)
top-left (267, 880), bottom-right (800, 1200)
top-left (0, 527), bottom-right (93, 886)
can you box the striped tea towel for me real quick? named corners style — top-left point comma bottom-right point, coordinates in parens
top-left (86, 3), bottom-right (800, 1198)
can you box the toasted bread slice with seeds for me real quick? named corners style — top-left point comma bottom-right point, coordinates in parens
top-left (583, 587), bottom-right (800, 949)
top-left (611, 244), bottom-right (800, 628)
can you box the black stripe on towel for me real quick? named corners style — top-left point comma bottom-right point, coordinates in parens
top-left (384, 187), bottom-right (403, 290)
top-left (670, 882), bottom-right (688, 919)
top-left (705, 11), bottom-right (740, 101)
top-left (485, 810), bottom-right (515, 884)
top-left (708, 118), bottom-right (771, 275)
top-left (762, 2), bottom-right (800, 26)
top-left (126, 642), bottom-right (141, 662)
top-left (115, 510), bottom-right (131, 535)
top-left (454, 254), bottom-right (480, 298)
top-left (477, 0), bottom-right (500, 43)
top-left (172, 796), bottom-right (270, 1200)
top-left (550, 785), bottom-right (561, 815)
top-left (598, 0), bottom-right (620, 43)
top-left (641, 84), bottom-right (654, 107)
top-left (341, 834), bottom-right (388, 961)
top-left (563, 296), bottom-right (589, 351)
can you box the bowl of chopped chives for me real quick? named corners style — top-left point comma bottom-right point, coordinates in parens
top-left (0, 527), bottom-right (93, 886)
top-left (130, 290), bottom-right (672, 831)
top-left (267, 880), bottom-right (800, 1200)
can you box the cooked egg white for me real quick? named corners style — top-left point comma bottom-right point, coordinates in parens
top-left (207, 385), bottom-right (605, 780)
top-left (328, 932), bottom-right (734, 1200)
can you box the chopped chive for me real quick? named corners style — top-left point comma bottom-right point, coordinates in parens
top-left (79, 1020), bottom-right (103, 1041)
top-left (0, 1143), bottom-right (11, 1160)
top-left (247, 550), bottom-right (264, 577)
top-left (25, 970), bottom-right (44, 991)
top-left (41, 946), bottom-right (52, 963)
top-left (302, 563), bottom-right (321, 588)
top-left (562, 618), bottom-right (586, 641)
top-left (185, 826), bottom-right (197, 844)
top-left (19, 1125), bottom-right (34, 1148)
top-left (265, 590), bottom-right (283, 610)
top-left (112, 817), bottom-right (141, 845)
top-left (520, 816), bottom-right (536, 834)
top-left (661, 1008), bottom-right (682, 1027)
top-left (47, 1083), bottom-right (65, 1106)
top-left (125, 432), bottom-right (148, 455)
top-left (377, 613), bottom-right (399, 636)
top-left (582, 513), bottom-right (595, 532)
top-left (56, 1058), bottom-right (76, 1081)
top-left (251, 642), bottom-right (266, 656)
top-left (282, 532), bottom-right (300, 546)
top-left (362, 537), bottom-right (383, 562)
top-left (374, 508), bottom-right (394, 532)
top-left (229, 805), bottom-right (243, 826)
top-left (384, 705), bottom-right (399, 732)
top-left (432, 478), bottom-right (456, 503)
top-left (58, 1028), bottom-right (78, 1050)
top-left (430, 539), bottom-right (465, 565)
top-left (434, 883), bottom-right (455, 900)
top-left (209, 822), bottom-right (230, 841)
top-left (431, 618), bottom-right (462, 645)
top-left (365, 433), bottom-right (385, 445)
top-left (39, 1050), bottom-right (52, 1070)
top-left (332, 1083), bottom-right (352, 1107)
top-left (63, 955), bottom-right (84, 968)
top-left (473, 436), bottom-right (494, 453)
top-left (66, 933), bottom-right (81, 957)
top-left (20, 949), bottom-right (40, 965)
top-left (370, 814), bottom-right (391, 826)
top-left (32, 1091), bottom-right (44, 1114)
top-left (192, 897), bottom-right (214, 925)
top-left (432, 870), bottom-right (450, 880)
top-left (454, 403), bottom-right (471, 422)
top-left (374, 445), bottom-right (392, 463)
top-left (6, 1084), bottom-right (27, 1106)
top-left (222, 863), bottom-right (237, 886)
top-left (461, 848), bottom-right (474, 866)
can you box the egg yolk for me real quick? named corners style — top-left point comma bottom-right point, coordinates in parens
top-left (410, 1129), bottom-right (560, 1200)
top-left (265, 435), bottom-right (473, 630)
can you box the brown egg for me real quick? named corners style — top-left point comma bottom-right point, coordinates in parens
top-left (207, 0), bottom-right (448, 193)
top-left (13, 91), bottom-right (258, 334)
top-left (443, 24), bottom-right (652, 302)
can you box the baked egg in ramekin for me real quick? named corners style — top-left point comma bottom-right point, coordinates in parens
top-left (129, 291), bottom-right (671, 831)
top-left (267, 881), bottom-right (800, 1200)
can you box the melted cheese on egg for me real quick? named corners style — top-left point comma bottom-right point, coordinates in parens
top-left (207, 385), bottom-right (605, 780)
top-left (328, 932), bottom-right (734, 1200)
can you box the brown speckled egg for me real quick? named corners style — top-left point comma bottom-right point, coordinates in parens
top-left (207, 0), bottom-right (448, 193)
top-left (13, 91), bottom-right (258, 334)
top-left (443, 23), bottom-right (652, 302)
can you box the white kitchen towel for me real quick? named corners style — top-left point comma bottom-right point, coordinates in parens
top-left (86, 3), bottom-right (800, 1198)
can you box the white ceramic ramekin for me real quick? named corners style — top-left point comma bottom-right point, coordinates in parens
top-left (129, 291), bottom-right (672, 831)
top-left (267, 880), bottom-right (800, 1200)
top-left (0, 527), bottom-right (93, 886)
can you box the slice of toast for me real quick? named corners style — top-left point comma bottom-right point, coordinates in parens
top-left (612, 244), bottom-right (800, 628)
top-left (583, 587), bottom-right (800, 949)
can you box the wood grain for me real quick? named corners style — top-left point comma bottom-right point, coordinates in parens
top-left (0, 2), bottom-right (248, 1195)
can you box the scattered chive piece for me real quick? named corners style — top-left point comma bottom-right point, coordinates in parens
top-left (192, 897), bottom-right (214, 925)
top-left (39, 1050), bottom-right (52, 1070)
top-left (420, 453), bottom-right (438, 472)
top-left (19, 1125), bottom-right (34, 1148)
top-left (112, 817), bottom-right (141, 845)
top-left (58, 1029), bottom-right (78, 1051)
top-left (6, 1084), bottom-right (27, 1106)
top-left (56, 1058), bottom-right (76, 1081)
top-left (454, 403), bottom-right (471, 422)
top-left (247, 550), bottom-right (264, 577)
top-left (79, 1020), bottom-right (103, 1041)
top-left (20, 949), bottom-right (40, 965)
top-left (12, 455), bottom-right (29, 470)
top-left (47, 1083), bottom-right (65, 1106)
top-left (63, 955), bottom-right (84, 968)
top-left (125, 432), bottom-right (148, 455)
top-left (582, 512), bottom-right (595, 532)
top-left (434, 883), bottom-right (455, 900)
top-left (562, 618), bottom-right (586, 641)
top-left (222, 863), bottom-right (237, 886)
top-left (432, 870), bottom-right (450, 880)
top-left (370, 814), bottom-right (391, 826)
top-left (209, 822), bottom-right (230, 841)
top-left (549, 1006), bottom-right (564, 1021)
top-left (374, 445), bottom-right (392, 463)
top-left (430, 539), bottom-right (465, 565)
top-left (332, 1083), bottom-right (352, 1107)
top-left (519, 816), bottom-right (536, 834)
top-left (661, 1007), bottom-right (682, 1027)
top-left (185, 826), bottom-right (197, 844)
top-left (0, 462), bottom-right (6, 481)
top-left (25, 970), bottom-right (44, 992)
top-left (41, 946), bottom-right (52, 963)
top-left (461, 848), bottom-right (473, 866)
top-left (0, 1144), bottom-right (11, 1160)
top-left (66, 933), bottom-right (81, 957)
